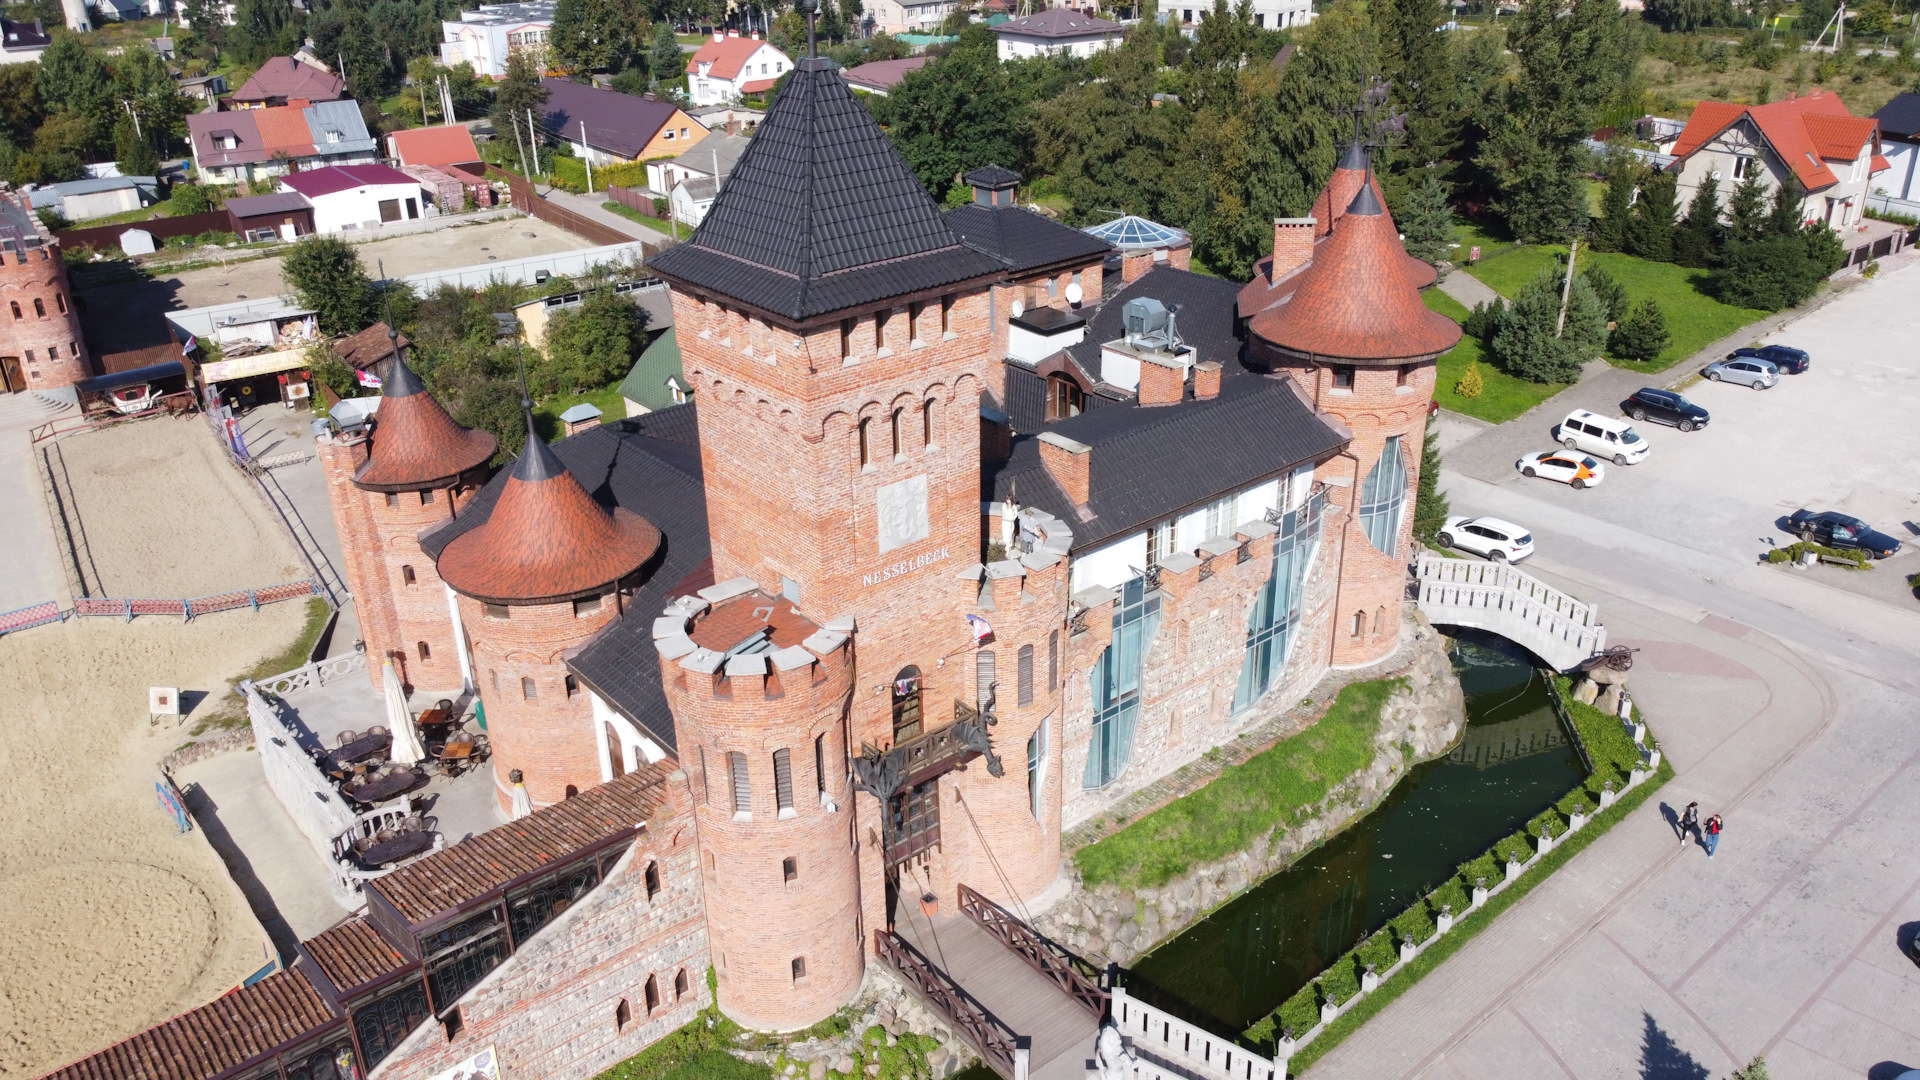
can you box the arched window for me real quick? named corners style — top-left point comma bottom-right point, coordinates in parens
top-left (728, 751), bottom-right (750, 815)
top-left (858, 418), bottom-right (870, 468)
top-left (1358, 435), bottom-right (1409, 557)
top-left (32, 298), bottom-right (44, 318)
top-left (522, 676), bottom-right (538, 700)
top-left (54, 292), bottom-right (65, 314)
top-left (1046, 375), bottom-right (1086, 421)
top-left (1351, 610), bottom-right (1366, 638)
top-left (1017, 645), bottom-right (1034, 706)
top-left (9, 302), bottom-right (19, 320)
top-left (891, 665), bottom-right (922, 742)
top-left (644, 861), bottom-right (661, 898)
top-left (890, 408), bottom-right (902, 458)
top-left (922, 398), bottom-right (935, 447)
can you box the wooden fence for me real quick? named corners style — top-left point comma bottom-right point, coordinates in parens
top-left (57, 209), bottom-right (241, 252)
top-left (606, 185), bottom-right (664, 218)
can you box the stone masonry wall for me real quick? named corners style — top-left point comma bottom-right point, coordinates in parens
top-left (1031, 608), bottom-right (1464, 967)
top-left (374, 772), bottom-right (710, 1080)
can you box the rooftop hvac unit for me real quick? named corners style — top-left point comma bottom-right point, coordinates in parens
top-left (1122, 296), bottom-right (1181, 352)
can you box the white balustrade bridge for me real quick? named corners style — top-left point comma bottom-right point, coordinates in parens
top-left (1413, 553), bottom-right (1607, 671)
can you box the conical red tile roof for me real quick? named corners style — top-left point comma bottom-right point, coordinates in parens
top-left (1251, 184), bottom-right (1462, 364)
top-left (1313, 144), bottom-right (1438, 289)
top-left (438, 422), bottom-right (661, 605)
top-left (352, 354), bottom-right (498, 491)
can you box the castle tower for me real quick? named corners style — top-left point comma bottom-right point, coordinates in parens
top-left (1248, 183), bottom-right (1460, 667)
top-left (648, 35), bottom-right (1046, 1029)
top-left (1310, 139), bottom-right (1439, 290)
top-left (317, 352), bottom-right (496, 694)
top-left (0, 195), bottom-right (91, 394)
top-left (436, 415), bottom-right (661, 813)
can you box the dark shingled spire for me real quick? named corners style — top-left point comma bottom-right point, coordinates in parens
top-left (1337, 136), bottom-right (1369, 172)
top-left (511, 409), bottom-right (564, 483)
top-left (1347, 181), bottom-right (1384, 217)
top-left (647, 45), bottom-right (1003, 320)
top-left (379, 351), bottom-right (427, 397)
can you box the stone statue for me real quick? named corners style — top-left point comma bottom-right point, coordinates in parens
top-left (1093, 1020), bottom-right (1133, 1080)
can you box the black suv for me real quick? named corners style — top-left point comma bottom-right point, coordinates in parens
top-left (1787, 510), bottom-right (1903, 558)
top-left (1621, 388), bottom-right (1710, 432)
top-left (1729, 345), bottom-right (1810, 374)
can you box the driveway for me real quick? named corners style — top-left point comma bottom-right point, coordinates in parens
top-left (1309, 260), bottom-right (1920, 1079)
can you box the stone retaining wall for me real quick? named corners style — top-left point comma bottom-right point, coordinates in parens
top-left (1031, 608), bottom-right (1466, 967)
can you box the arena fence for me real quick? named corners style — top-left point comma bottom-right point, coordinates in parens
top-left (69, 578), bottom-right (322, 622)
top-left (0, 600), bottom-right (66, 636)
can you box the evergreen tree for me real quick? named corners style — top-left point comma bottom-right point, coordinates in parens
top-left (1397, 167), bottom-right (1457, 266)
top-left (1454, 360), bottom-right (1484, 398)
top-left (1672, 172), bottom-right (1722, 268)
top-left (1491, 268), bottom-right (1605, 382)
top-left (1372, 0), bottom-right (1456, 181)
top-left (1462, 298), bottom-right (1506, 341)
top-left (1624, 169), bottom-right (1677, 262)
top-left (1412, 427), bottom-right (1450, 546)
top-left (1590, 152), bottom-right (1636, 253)
top-left (649, 22), bottom-right (684, 82)
top-left (113, 118), bottom-right (158, 177)
top-left (1725, 172), bottom-right (1767, 243)
top-left (1581, 261), bottom-right (1629, 322)
top-left (1609, 298), bottom-right (1670, 361)
top-left (1715, 179), bottom-right (1842, 310)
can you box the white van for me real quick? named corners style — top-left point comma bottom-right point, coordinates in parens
top-left (1557, 409), bottom-right (1650, 466)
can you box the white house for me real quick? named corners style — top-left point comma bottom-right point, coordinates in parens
top-left (864, 0), bottom-right (959, 33)
top-left (1666, 88), bottom-right (1889, 231)
top-left (649, 132), bottom-right (750, 227)
top-left (990, 9), bottom-right (1123, 61)
top-left (1168, 0), bottom-right (1311, 28)
top-left (684, 30), bottom-right (792, 107)
top-left (1870, 92), bottom-right (1920, 202)
top-left (279, 165), bottom-right (429, 234)
top-left (438, 0), bottom-right (555, 79)
top-left (0, 17), bottom-right (51, 64)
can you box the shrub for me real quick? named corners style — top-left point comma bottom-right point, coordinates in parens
top-left (1764, 540), bottom-right (1870, 568)
top-left (1581, 262), bottom-right (1630, 324)
top-left (1454, 360), bottom-right (1484, 398)
top-left (1609, 299), bottom-right (1671, 362)
top-left (1461, 298), bottom-right (1506, 341)
top-left (169, 183), bottom-right (221, 215)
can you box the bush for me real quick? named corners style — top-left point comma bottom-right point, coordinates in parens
top-left (1764, 540), bottom-right (1870, 568)
top-left (1581, 263), bottom-right (1630, 324)
top-left (1461, 299), bottom-right (1506, 342)
top-left (1609, 299), bottom-right (1671, 362)
top-left (169, 183), bottom-right (222, 215)
top-left (1453, 359), bottom-right (1484, 398)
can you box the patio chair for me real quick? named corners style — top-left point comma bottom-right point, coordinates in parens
top-left (335, 729), bottom-right (360, 747)
top-left (367, 725), bottom-right (389, 738)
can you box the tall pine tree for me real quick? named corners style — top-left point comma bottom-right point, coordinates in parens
top-left (1590, 152), bottom-right (1636, 253)
top-left (1397, 167), bottom-right (1457, 266)
top-left (1725, 173), bottom-right (1768, 243)
top-left (1672, 172), bottom-right (1722, 268)
top-left (1625, 169), bottom-right (1677, 262)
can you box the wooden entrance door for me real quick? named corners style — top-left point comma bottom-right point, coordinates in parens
top-left (0, 355), bottom-right (22, 394)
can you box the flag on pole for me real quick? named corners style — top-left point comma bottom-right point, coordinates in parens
top-left (356, 368), bottom-right (383, 389)
top-left (965, 614), bottom-right (993, 642)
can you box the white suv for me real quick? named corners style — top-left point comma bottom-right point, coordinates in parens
top-left (1557, 409), bottom-right (1649, 466)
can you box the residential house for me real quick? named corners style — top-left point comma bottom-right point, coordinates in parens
top-left (1667, 88), bottom-right (1890, 231)
top-left (991, 9), bottom-right (1124, 60)
top-left (1870, 91), bottom-right (1920, 202)
top-left (177, 73), bottom-right (228, 104)
top-left (27, 175), bottom-right (160, 220)
top-left (438, 0), bottom-right (555, 79)
top-left (0, 18), bottom-right (51, 64)
top-left (387, 124), bottom-right (482, 168)
top-left (231, 56), bottom-right (347, 108)
top-left (1170, 0), bottom-right (1310, 28)
top-left (841, 56), bottom-right (929, 96)
top-left (683, 30), bottom-right (792, 107)
top-left (88, 0), bottom-right (142, 22)
top-left (864, 0), bottom-right (960, 33)
top-left (538, 78), bottom-right (708, 167)
top-left (225, 191), bottom-right (315, 241)
top-left (278, 164), bottom-right (429, 233)
top-left (513, 278), bottom-right (670, 352)
top-left (186, 100), bottom-right (378, 186)
top-left (652, 132), bottom-right (749, 228)
top-left (687, 103), bottom-right (764, 135)
top-left (617, 325), bottom-right (688, 415)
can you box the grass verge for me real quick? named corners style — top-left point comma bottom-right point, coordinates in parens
top-left (534, 381), bottom-right (630, 441)
top-left (1073, 677), bottom-right (1401, 891)
top-left (604, 200), bottom-right (695, 240)
top-left (1425, 289), bottom-right (1567, 424)
top-left (1279, 755), bottom-right (1674, 1075)
top-left (190, 597), bottom-right (333, 734)
top-left (1465, 245), bottom-right (1769, 373)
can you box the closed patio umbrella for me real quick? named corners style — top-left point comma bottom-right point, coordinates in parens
top-left (509, 768), bottom-right (533, 820)
top-left (383, 660), bottom-right (426, 767)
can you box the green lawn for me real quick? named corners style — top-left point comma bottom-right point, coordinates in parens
top-left (1448, 219), bottom-right (1518, 267)
top-left (1072, 678), bottom-right (1400, 891)
top-left (1424, 289), bottom-right (1567, 424)
top-left (1465, 245), bottom-right (1770, 373)
top-left (603, 200), bottom-right (694, 240)
top-left (535, 382), bottom-right (630, 442)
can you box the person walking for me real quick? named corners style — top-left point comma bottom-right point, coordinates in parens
top-left (1680, 802), bottom-right (1699, 846)
top-left (1704, 813), bottom-right (1723, 858)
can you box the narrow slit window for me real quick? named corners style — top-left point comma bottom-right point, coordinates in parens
top-left (729, 752), bottom-right (750, 815)
top-left (782, 856), bottom-right (797, 882)
top-left (9, 302), bottom-right (19, 320)
top-left (977, 650), bottom-right (996, 709)
top-left (840, 317), bottom-right (855, 358)
top-left (922, 399), bottom-right (935, 447)
top-left (644, 861), bottom-right (661, 898)
top-left (890, 409), bottom-right (902, 458)
top-left (674, 969), bottom-right (690, 1000)
top-left (417, 641), bottom-right (430, 661)
top-left (420, 489), bottom-right (435, 505)
top-left (908, 301), bottom-right (921, 343)
top-left (1017, 645), bottom-right (1034, 706)
top-left (858, 418), bottom-right (870, 468)
top-left (522, 676), bottom-right (538, 700)
top-left (55, 292), bottom-right (65, 314)
top-left (791, 956), bottom-right (807, 981)
top-left (699, 747), bottom-right (711, 806)
top-left (815, 733), bottom-right (827, 794)
top-left (773, 748), bottom-right (794, 815)
top-left (644, 975), bottom-right (659, 1013)
top-left (33, 298), bottom-right (43, 317)
top-left (401, 565), bottom-right (416, 586)
top-left (940, 294), bottom-right (953, 333)
top-left (1048, 631), bottom-right (1059, 691)
top-left (874, 309), bottom-right (888, 349)
top-left (565, 674), bottom-right (579, 697)
top-left (616, 998), bottom-right (631, 1031)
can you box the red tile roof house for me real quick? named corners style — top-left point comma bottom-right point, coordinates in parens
top-left (231, 56), bottom-right (348, 108)
top-left (279, 164), bottom-right (431, 234)
top-left (387, 125), bottom-right (493, 210)
top-left (683, 30), bottom-right (793, 107)
top-left (186, 101), bottom-right (378, 187)
top-left (1666, 89), bottom-right (1891, 232)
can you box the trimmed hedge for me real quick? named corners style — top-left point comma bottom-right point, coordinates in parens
top-left (1765, 540), bottom-right (1871, 569)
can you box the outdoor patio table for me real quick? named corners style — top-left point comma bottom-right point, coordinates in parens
top-left (345, 769), bottom-right (419, 807)
top-left (332, 731), bottom-right (391, 767)
top-left (360, 830), bottom-right (434, 867)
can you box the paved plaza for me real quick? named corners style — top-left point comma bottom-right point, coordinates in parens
top-left (1310, 262), bottom-right (1920, 1077)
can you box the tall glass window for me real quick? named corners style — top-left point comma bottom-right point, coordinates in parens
top-left (352, 979), bottom-right (429, 1069)
top-left (1083, 576), bottom-right (1162, 789)
top-left (1027, 714), bottom-right (1050, 821)
top-left (421, 906), bottom-right (508, 1013)
top-left (1358, 435), bottom-right (1408, 558)
top-left (1234, 497), bottom-right (1324, 712)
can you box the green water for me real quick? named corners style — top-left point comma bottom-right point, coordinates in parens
top-left (1128, 632), bottom-right (1585, 1031)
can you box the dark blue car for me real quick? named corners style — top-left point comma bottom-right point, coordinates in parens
top-left (1787, 510), bottom-right (1903, 558)
top-left (1729, 345), bottom-right (1810, 374)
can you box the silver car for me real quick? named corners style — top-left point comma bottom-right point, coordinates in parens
top-left (1703, 357), bottom-right (1778, 389)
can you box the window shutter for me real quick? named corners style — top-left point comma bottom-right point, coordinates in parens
top-left (773, 748), bottom-right (794, 812)
top-left (976, 651), bottom-right (996, 708)
top-left (1017, 645), bottom-right (1034, 706)
top-left (729, 752), bottom-right (750, 814)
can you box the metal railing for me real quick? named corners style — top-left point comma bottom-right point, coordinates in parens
top-left (252, 651), bottom-right (368, 698)
top-left (1414, 554), bottom-right (1606, 671)
top-left (958, 884), bottom-right (1106, 1019)
top-left (876, 930), bottom-right (1029, 1080)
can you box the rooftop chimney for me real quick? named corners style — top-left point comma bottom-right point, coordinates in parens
top-left (1037, 431), bottom-right (1090, 505)
top-left (1193, 361), bottom-right (1220, 399)
top-left (1120, 250), bottom-right (1152, 282)
top-left (1270, 217), bottom-right (1316, 282)
top-left (714, 29), bottom-right (725, 42)
top-left (1137, 357), bottom-right (1184, 406)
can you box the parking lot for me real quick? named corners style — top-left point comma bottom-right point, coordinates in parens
top-left (1442, 261), bottom-right (1920, 612)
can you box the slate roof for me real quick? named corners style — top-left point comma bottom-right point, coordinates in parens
top-left (964, 163), bottom-right (1023, 189)
top-left (423, 406), bottom-right (708, 751)
top-left (351, 356), bottom-right (497, 492)
top-left (991, 8), bottom-right (1123, 37)
top-left (38, 970), bottom-right (340, 1080)
top-left (1669, 90), bottom-right (1883, 190)
top-left (281, 164), bottom-right (421, 199)
top-left (436, 414), bottom-right (662, 605)
top-left (233, 57), bottom-right (346, 104)
top-left (387, 124), bottom-right (483, 167)
top-left (1250, 185), bottom-right (1462, 364)
top-left (945, 202), bottom-right (1114, 275)
top-left (1873, 91), bottom-right (1920, 140)
top-left (369, 763), bottom-right (673, 924)
top-left (1061, 265), bottom-right (1247, 378)
top-left (843, 56), bottom-right (929, 93)
top-left (647, 56), bottom-right (1005, 321)
top-left (540, 78), bottom-right (693, 161)
top-left (986, 372), bottom-right (1346, 552)
top-left (1, 17), bottom-right (50, 50)
top-left (224, 191), bottom-right (312, 219)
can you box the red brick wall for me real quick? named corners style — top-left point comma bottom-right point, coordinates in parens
top-left (0, 244), bottom-right (91, 391)
top-left (665, 621), bottom-right (862, 1031)
top-left (461, 593), bottom-right (619, 812)
top-left (319, 433), bottom-right (400, 693)
top-left (369, 483), bottom-right (475, 698)
top-left (377, 774), bottom-right (711, 1080)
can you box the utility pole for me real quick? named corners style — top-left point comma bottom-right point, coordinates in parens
top-left (122, 99), bottom-right (141, 137)
top-left (528, 108), bottom-right (540, 181)
top-left (420, 79), bottom-right (434, 126)
top-left (1556, 238), bottom-right (1579, 337)
top-left (582, 122), bottom-right (594, 193)
top-left (511, 110), bottom-right (532, 184)
top-left (441, 75), bottom-right (455, 124)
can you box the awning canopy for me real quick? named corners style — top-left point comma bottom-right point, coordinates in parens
top-left (73, 361), bottom-right (190, 395)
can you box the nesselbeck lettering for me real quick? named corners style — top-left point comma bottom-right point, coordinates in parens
top-left (862, 547), bottom-right (951, 587)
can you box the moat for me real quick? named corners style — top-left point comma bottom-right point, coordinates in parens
top-left (1130, 632), bottom-right (1585, 1031)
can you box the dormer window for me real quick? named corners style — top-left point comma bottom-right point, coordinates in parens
top-left (325, 130), bottom-right (342, 143)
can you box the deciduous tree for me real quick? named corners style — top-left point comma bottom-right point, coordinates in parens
top-left (878, 26), bottom-right (1024, 197)
top-left (284, 237), bottom-right (381, 336)
top-left (541, 288), bottom-right (646, 393)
